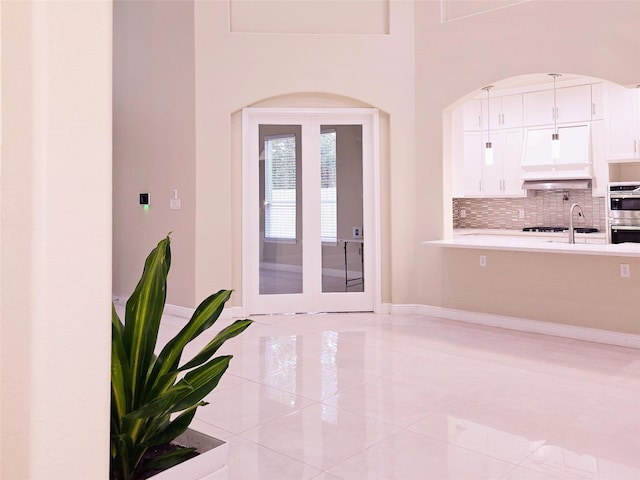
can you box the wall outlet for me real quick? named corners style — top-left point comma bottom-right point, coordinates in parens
top-left (353, 227), bottom-right (362, 238)
top-left (518, 209), bottom-right (525, 219)
top-left (460, 209), bottom-right (466, 218)
top-left (620, 264), bottom-right (630, 278)
top-left (479, 255), bottom-right (487, 267)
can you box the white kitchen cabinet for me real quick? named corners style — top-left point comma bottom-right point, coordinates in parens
top-left (591, 83), bottom-right (604, 121)
top-left (604, 83), bottom-right (640, 161)
top-left (463, 100), bottom-right (483, 131)
top-left (460, 129), bottom-right (524, 198)
top-left (450, 106), bottom-right (465, 197)
top-left (481, 94), bottom-right (523, 130)
top-left (590, 120), bottom-right (608, 196)
top-left (482, 129), bottom-right (525, 196)
top-left (462, 131), bottom-right (483, 196)
top-left (524, 84), bottom-right (593, 126)
top-left (521, 123), bottom-right (592, 180)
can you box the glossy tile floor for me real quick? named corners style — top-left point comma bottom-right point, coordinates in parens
top-left (157, 311), bottom-right (640, 479)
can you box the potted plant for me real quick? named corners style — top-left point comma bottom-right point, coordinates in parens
top-left (111, 235), bottom-right (252, 480)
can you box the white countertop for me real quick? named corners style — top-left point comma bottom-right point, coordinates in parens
top-left (423, 229), bottom-right (640, 257)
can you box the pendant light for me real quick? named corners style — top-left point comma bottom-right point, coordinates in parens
top-left (482, 85), bottom-right (494, 165)
top-left (549, 73), bottom-right (562, 161)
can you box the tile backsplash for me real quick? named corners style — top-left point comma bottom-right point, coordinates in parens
top-left (453, 190), bottom-right (606, 231)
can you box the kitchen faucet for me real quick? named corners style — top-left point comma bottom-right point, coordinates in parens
top-left (568, 203), bottom-right (584, 244)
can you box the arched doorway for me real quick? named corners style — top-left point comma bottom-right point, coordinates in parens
top-left (242, 107), bottom-right (381, 314)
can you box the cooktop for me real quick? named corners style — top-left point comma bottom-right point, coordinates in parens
top-left (522, 226), bottom-right (599, 233)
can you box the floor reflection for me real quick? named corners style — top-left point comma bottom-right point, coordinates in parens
top-left (144, 309), bottom-right (640, 479)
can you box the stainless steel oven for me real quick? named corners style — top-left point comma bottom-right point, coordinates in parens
top-left (608, 182), bottom-right (640, 243)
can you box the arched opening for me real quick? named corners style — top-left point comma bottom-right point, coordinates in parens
top-left (444, 73), bottom-right (640, 238)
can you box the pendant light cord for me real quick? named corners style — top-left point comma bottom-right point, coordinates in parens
top-left (553, 74), bottom-right (557, 134)
top-left (482, 85), bottom-right (493, 142)
top-left (550, 73), bottom-right (561, 134)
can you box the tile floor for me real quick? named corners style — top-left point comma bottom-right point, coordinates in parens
top-left (152, 310), bottom-right (640, 479)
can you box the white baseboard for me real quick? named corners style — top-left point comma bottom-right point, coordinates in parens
top-left (163, 303), bottom-right (195, 319)
top-left (112, 294), bottom-right (238, 321)
top-left (162, 303), bottom-right (241, 321)
top-left (378, 303), bottom-right (392, 314)
top-left (389, 303), bottom-right (640, 349)
top-left (115, 292), bottom-right (640, 348)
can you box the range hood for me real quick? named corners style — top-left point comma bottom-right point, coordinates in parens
top-left (522, 179), bottom-right (592, 191)
top-left (521, 124), bottom-right (593, 191)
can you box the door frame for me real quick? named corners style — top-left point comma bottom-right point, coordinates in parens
top-left (241, 107), bottom-right (382, 315)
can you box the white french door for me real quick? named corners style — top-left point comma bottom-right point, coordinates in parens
top-left (242, 108), bottom-right (379, 315)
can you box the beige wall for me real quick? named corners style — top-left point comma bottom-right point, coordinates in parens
top-left (421, 247), bottom-right (640, 334)
top-left (113, 1), bottom-right (414, 309)
top-left (193, 0), bottom-right (415, 305)
top-left (1, 1), bottom-right (112, 477)
top-left (113, 0), bottom-right (640, 335)
top-left (113, 0), bottom-right (197, 306)
top-left (415, 0), bottom-right (640, 333)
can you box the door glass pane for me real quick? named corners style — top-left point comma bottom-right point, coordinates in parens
top-left (321, 125), bottom-right (364, 293)
top-left (259, 125), bottom-right (303, 294)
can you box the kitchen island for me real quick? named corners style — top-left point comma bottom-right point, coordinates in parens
top-left (423, 229), bottom-right (640, 257)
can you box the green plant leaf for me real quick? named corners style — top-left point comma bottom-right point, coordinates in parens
top-left (110, 235), bottom-right (252, 480)
top-left (142, 404), bottom-right (202, 448)
top-left (172, 356), bottom-right (231, 412)
top-left (179, 319), bottom-right (253, 371)
top-left (111, 306), bottom-right (132, 423)
top-left (147, 290), bottom-right (232, 394)
top-left (125, 383), bottom-right (194, 421)
top-left (112, 433), bottom-right (142, 480)
top-left (122, 236), bottom-right (171, 404)
top-left (139, 446), bottom-right (198, 476)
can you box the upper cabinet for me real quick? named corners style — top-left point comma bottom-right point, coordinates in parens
top-left (455, 92), bottom-right (525, 198)
top-left (481, 94), bottom-right (523, 130)
top-left (523, 84), bottom-right (593, 126)
top-left (483, 128), bottom-right (525, 196)
top-left (463, 100), bottom-right (483, 131)
top-left (458, 129), bottom-right (524, 198)
top-left (604, 83), bottom-right (640, 162)
top-left (591, 83), bottom-right (604, 120)
top-left (453, 80), bottom-right (614, 198)
top-left (591, 120), bottom-right (608, 196)
top-left (462, 131), bottom-right (483, 196)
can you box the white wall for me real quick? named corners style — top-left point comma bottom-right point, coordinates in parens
top-left (1, 1), bottom-right (112, 478)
